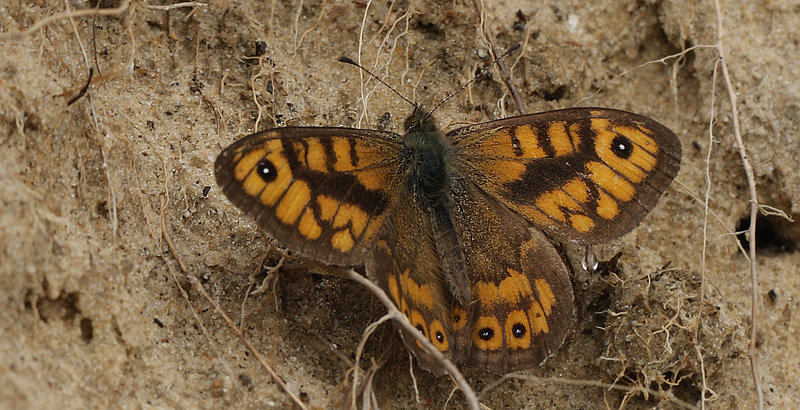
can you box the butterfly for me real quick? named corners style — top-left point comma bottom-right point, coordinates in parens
top-left (214, 105), bottom-right (682, 374)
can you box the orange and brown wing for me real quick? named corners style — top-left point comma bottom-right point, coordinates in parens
top-left (366, 189), bottom-right (457, 375)
top-left (215, 127), bottom-right (405, 266)
top-left (450, 108), bottom-right (682, 244)
top-left (368, 180), bottom-right (574, 375)
top-left (448, 180), bottom-right (574, 373)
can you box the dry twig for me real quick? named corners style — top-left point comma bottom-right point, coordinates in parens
top-left (345, 269), bottom-right (481, 410)
top-left (711, 0), bottom-right (764, 407)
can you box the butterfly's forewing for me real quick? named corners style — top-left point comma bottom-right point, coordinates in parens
top-left (449, 180), bottom-right (574, 373)
top-left (366, 188), bottom-right (456, 375)
top-left (450, 108), bottom-right (682, 244)
top-left (214, 128), bottom-right (405, 265)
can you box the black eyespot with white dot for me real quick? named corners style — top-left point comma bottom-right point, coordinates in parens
top-left (415, 324), bottom-right (426, 336)
top-left (435, 331), bottom-right (444, 343)
top-left (478, 327), bottom-right (495, 341)
top-left (255, 158), bottom-right (277, 182)
top-left (610, 135), bottom-right (633, 159)
top-left (511, 323), bottom-right (527, 339)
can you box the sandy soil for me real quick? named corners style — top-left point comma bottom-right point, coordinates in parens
top-left (1, 0), bottom-right (798, 409)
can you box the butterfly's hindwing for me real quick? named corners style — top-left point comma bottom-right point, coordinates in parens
top-left (214, 128), bottom-right (405, 265)
top-left (451, 108), bottom-right (682, 244)
top-left (448, 180), bottom-right (574, 373)
top-left (366, 189), bottom-right (456, 375)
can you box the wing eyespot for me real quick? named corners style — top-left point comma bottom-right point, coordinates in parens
top-left (511, 322), bottom-right (527, 338)
top-left (478, 327), bottom-right (495, 341)
top-left (429, 319), bottom-right (449, 351)
top-left (451, 307), bottom-right (467, 331)
top-left (256, 158), bottom-right (278, 182)
top-left (610, 135), bottom-right (633, 159)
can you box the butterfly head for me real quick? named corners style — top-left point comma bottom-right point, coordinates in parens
top-left (404, 107), bottom-right (438, 136)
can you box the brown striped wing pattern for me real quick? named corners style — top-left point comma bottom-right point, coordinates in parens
top-left (450, 108), bottom-right (682, 244)
top-left (214, 127), bottom-right (405, 266)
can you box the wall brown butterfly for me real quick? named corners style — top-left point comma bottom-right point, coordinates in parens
top-left (215, 99), bottom-right (681, 374)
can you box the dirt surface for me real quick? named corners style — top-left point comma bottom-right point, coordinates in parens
top-left (1, 0), bottom-right (798, 409)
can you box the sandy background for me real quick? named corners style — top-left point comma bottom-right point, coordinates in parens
top-left (1, 0), bottom-right (798, 409)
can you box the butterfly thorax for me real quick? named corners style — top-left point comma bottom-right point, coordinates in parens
top-left (402, 109), bottom-right (452, 210)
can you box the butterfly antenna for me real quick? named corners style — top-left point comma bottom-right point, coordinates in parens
top-left (427, 43), bottom-right (521, 117)
top-left (338, 56), bottom-right (416, 108)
